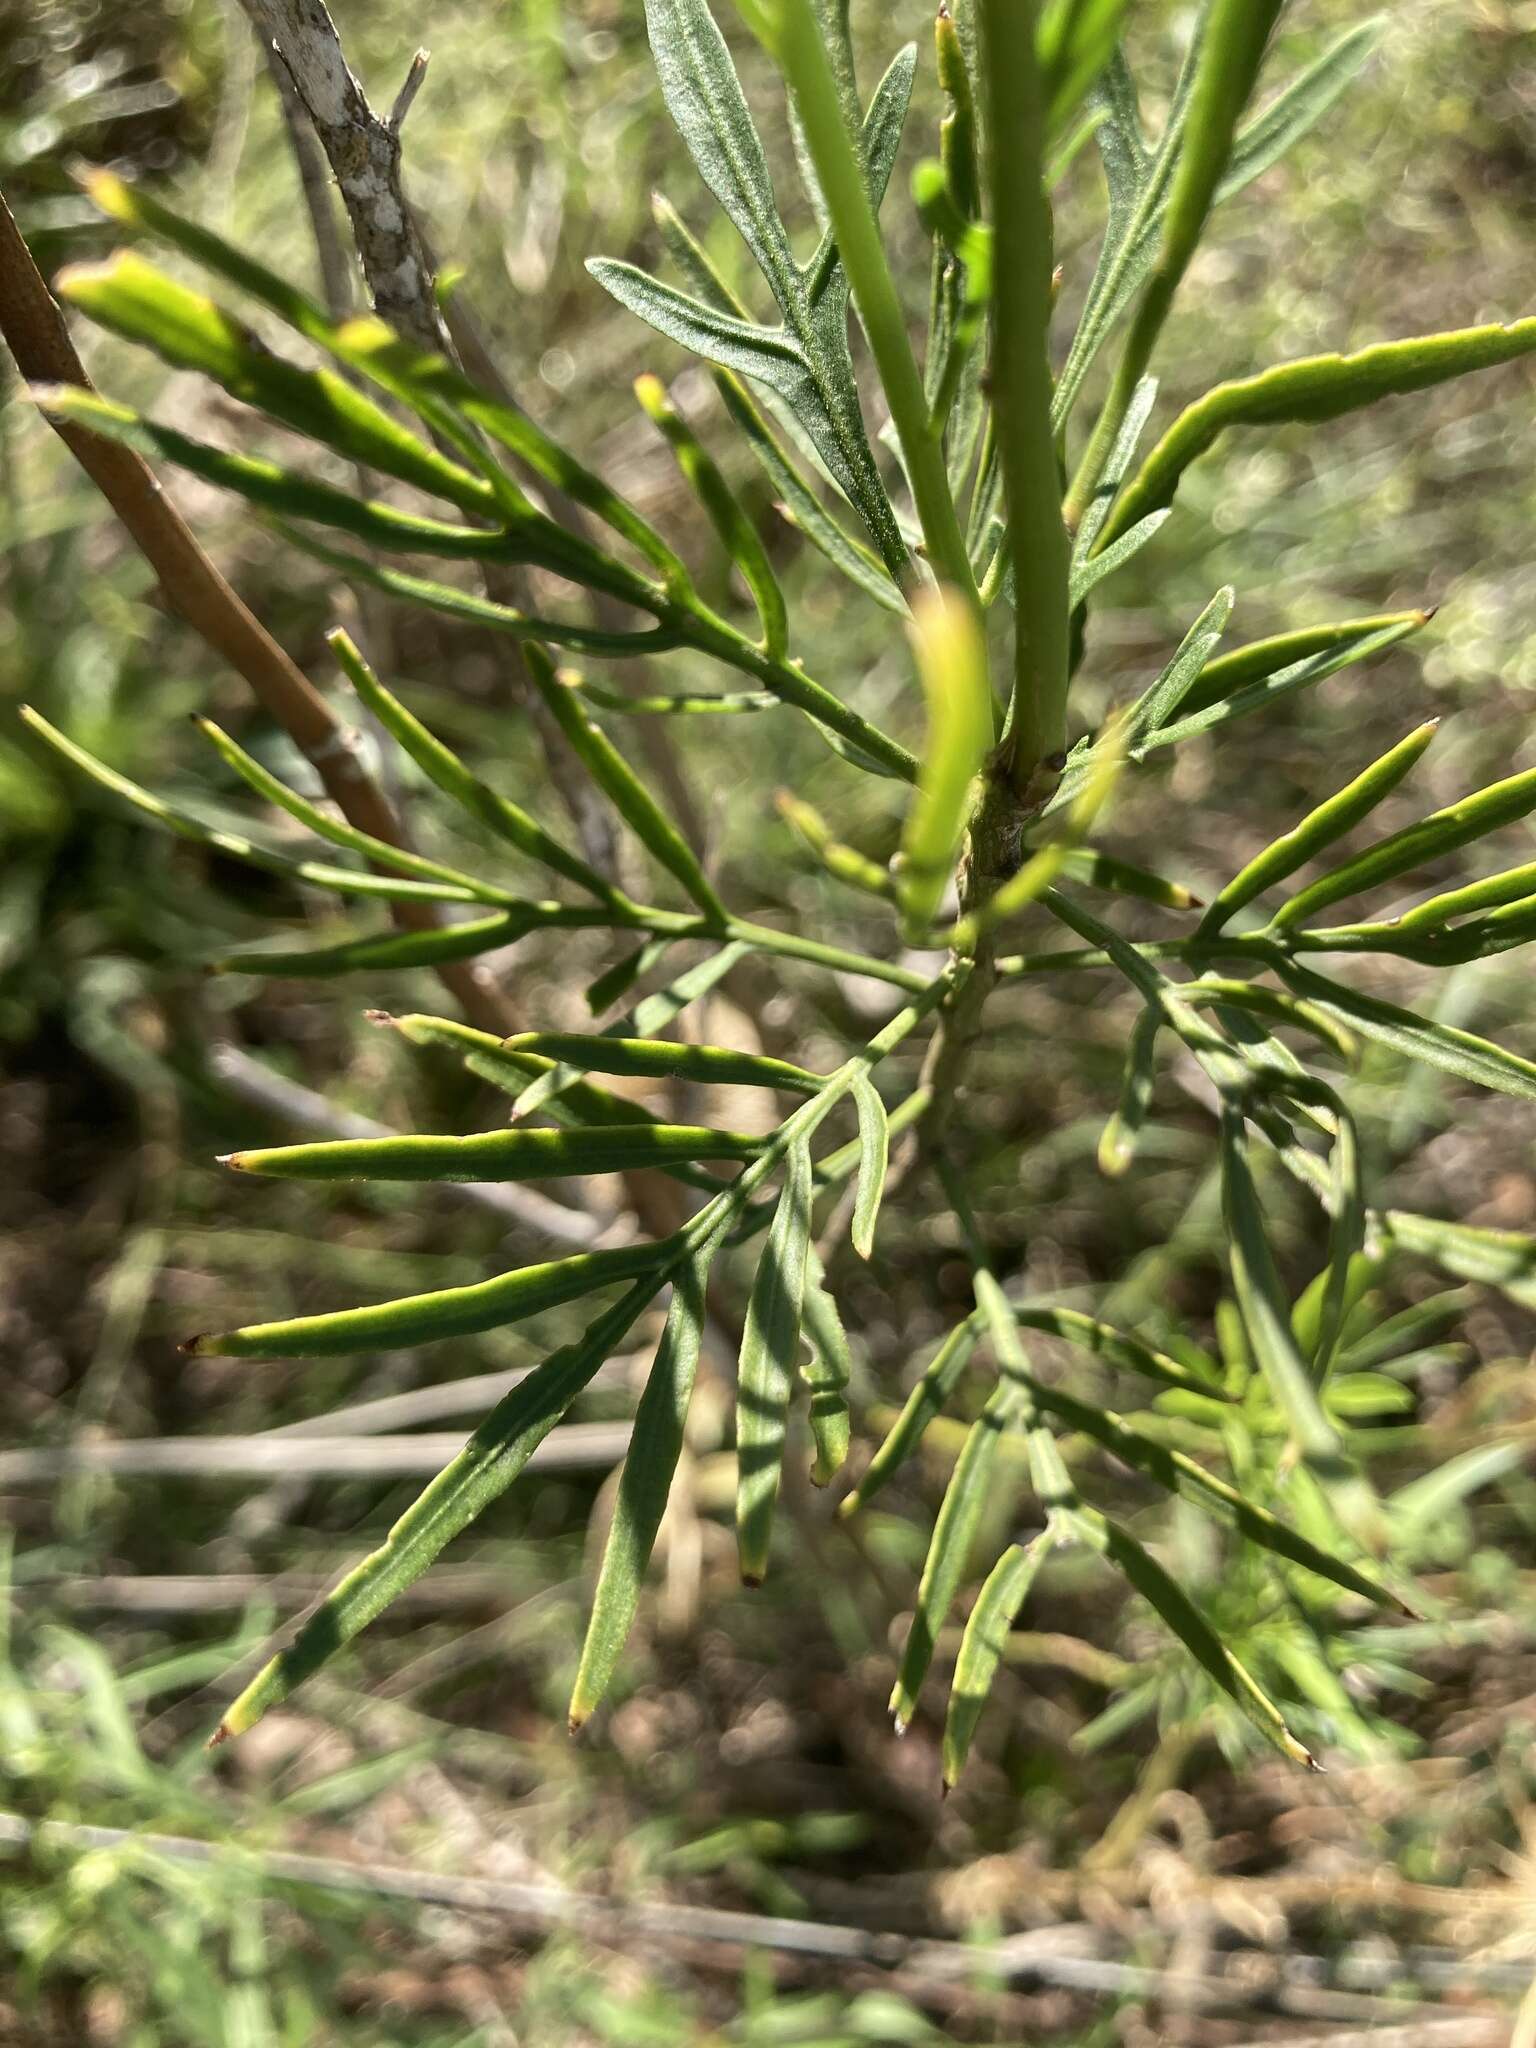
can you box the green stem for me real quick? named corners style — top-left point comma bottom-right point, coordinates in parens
top-left (772, 0), bottom-right (980, 609)
top-left (975, 0), bottom-right (1071, 789)
top-left (1061, 0), bottom-right (1283, 533)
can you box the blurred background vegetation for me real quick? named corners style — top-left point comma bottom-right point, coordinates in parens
top-left (3, 1), bottom-right (1536, 2041)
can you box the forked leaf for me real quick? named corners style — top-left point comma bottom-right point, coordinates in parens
top-left (1103, 316), bottom-right (1536, 546)
top-left (1220, 1112), bottom-right (1381, 1547)
top-left (942, 1530), bottom-right (1055, 1786)
top-left (889, 1383), bottom-right (1020, 1732)
top-left (1277, 962), bottom-right (1536, 1104)
top-left (57, 252), bottom-right (490, 516)
top-left (736, 1134), bottom-right (815, 1584)
top-left (185, 1239), bottom-right (671, 1359)
top-left (216, 1280), bottom-right (657, 1744)
top-left (634, 374), bottom-right (788, 659)
top-left (1072, 1507), bottom-right (1319, 1768)
top-left (568, 1256), bottom-right (711, 1728)
top-left (1121, 587), bottom-right (1234, 747)
top-left (850, 1073), bottom-right (889, 1258)
top-left (221, 1122), bottom-right (763, 1184)
top-left (1275, 758), bottom-right (1536, 930)
top-left (900, 587), bottom-right (995, 939)
top-left (192, 716), bottom-right (515, 905)
top-left (524, 646), bottom-right (727, 922)
top-left (18, 708), bottom-right (480, 906)
top-left (513, 942), bottom-right (752, 1119)
top-left (327, 633), bottom-right (619, 906)
top-left (1200, 720), bottom-right (1438, 933)
top-left (839, 1317), bottom-right (982, 1515)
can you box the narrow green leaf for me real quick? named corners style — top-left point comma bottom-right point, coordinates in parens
top-left (1121, 587), bottom-right (1234, 747)
top-left (1062, 0), bottom-right (1283, 523)
top-left (1068, 508), bottom-right (1170, 605)
top-left (890, 1382), bottom-right (1020, 1732)
top-left (1023, 1377), bottom-right (1400, 1611)
top-left (800, 1251), bottom-right (852, 1486)
top-left (524, 645), bottom-right (727, 922)
top-left (1381, 1210), bottom-right (1536, 1310)
top-left (1056, 847), bottom-right (1200, 911)
top-left (736, 1134), bottom-right (815, 1584)
top-left (503, 1032), bottom-right (820, 1095)
top-left (1012, 1305), bottom-right (1224, 1398)
top-left (1395, 858), bottom-right (1536, 934)
top-left (643, 0), bottom-right (796, 304)
top-left (900, 586), bottom-right (995, 938)
top-left (1277, 962), bottom-right (1536, 1104)
top-left (777, 793), bottom-right (895, 900)
top-left (1098, 1003), bottom-right (1159, 1177)
top-left (715, 370), bottom-right (906, 612)
top-left (1105, 315), bottom-right (1536, 546)
top-left (1221, 1111), bottom-right (1380, 1545)
top-left (384, 1012), bottom-right (691, 1139)
top-left (1180, 978), bottom-right (1356, 1062)
top-left (1201, 720), bottom-right (1438, 933)
top-left (1037, 0), bottom-right (1134, 138)
top-left (513, 942), bottom-right (752, 1120)
top-left (18, 708), bottom-right (481, 905)
top-left (1275, 757), bottom-right (1536, 930)
top-left (326, 633), bottom-right (620, 906)
top-left (839, 1318), bottom-right (982, 1516)
top-left (192, 716), bottom-right (515, 905)
top-left (216, 1279), bottom-right (656, 1743)
top-left (56, 252), bottom-right (489, 516)
top-left (222, 1122), bottom-right (762, 1184)
top-left (849, 1073), bottom-right (889, 1260)
top-left (215, 909), bottom-right (572, 980)
top-left (573, 680), bottom-right (777, 716)
top-left (1145, 619), bottom-right (1428, 757)
top-left (1076, 1508), bottom-right (1319, 1769)
top-left (568, 1256), bottom-right (711, 1727)
top-left (29, 385), bottom-right (513, 563)
top-left (1219, 20), bottom-right (1384, 200)
top-left (942, 1530), bottom-right (1055, 1786)
top-left (185, 1240), bottom-right (670, 1360)
top-left (633, 373), bottom-right (788, 659)
top-left (1181, 612), bottom-right (1429, 719)
top-left (1070, 374), bottom-right (1159, 561)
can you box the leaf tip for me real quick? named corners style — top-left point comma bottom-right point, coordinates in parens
top-left (741, 1570), bottom-right (765, 1590)
top-left (206, 1720), bottom-right (232, 1751)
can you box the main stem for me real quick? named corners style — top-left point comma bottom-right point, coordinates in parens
top-left (976, 0), bottom-right (1071, 793)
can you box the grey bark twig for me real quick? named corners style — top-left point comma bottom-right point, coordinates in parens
top-left (238, 0), bottom-right (449, 356)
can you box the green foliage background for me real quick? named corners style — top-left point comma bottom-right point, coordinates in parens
top-left (4, 1), bottom-right (1536, 2042)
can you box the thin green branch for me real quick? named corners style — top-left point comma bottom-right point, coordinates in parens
top-left (767, 0), bottom-right (980, 608)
